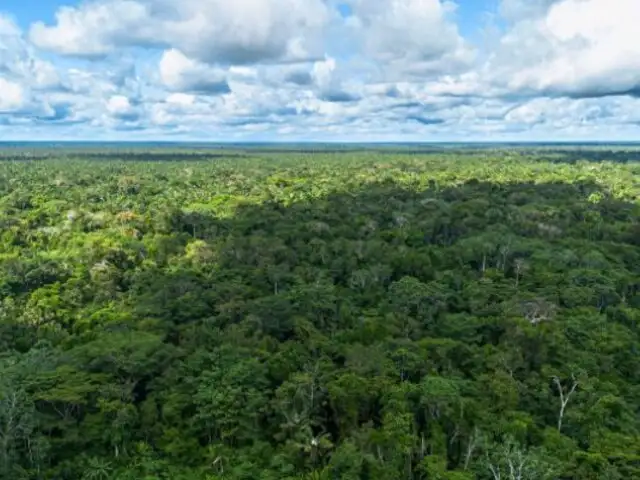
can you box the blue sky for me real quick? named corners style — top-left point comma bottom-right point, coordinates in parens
top-left (1, 0), bottom-right (639, 141)
top-left (4, 0), bottom-right (67, 27)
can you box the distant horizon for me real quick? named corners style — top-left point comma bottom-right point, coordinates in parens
top-left (2, 140), bottom-right (640, 146)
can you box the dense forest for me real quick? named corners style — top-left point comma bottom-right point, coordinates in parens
top-left (1, 147), bottom-right (640, 479)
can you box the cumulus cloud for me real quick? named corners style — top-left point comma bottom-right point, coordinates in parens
top-left (0, 15), bottom-right (21, 39)
top-left (166, 93), bottom-right (196, 107)
top-left (26, 0), bottom-right (472, 86)
top-left (29, 1), bottom-right (153, 58)
top-left (159, 49), bottom-right (230, 95)
top-left (404, 0), bottom-right (640, 104)
top-left (106, 95), bottom-right (139, 120)
top-left (0, 78), bottom-right (25, 112)
top-left (345, 0), bottom-right (474, 77)
top-left (490, 0), bottom-right (640, 98)
top-left (312, 57), bottom-right (361, 102)
top-left (0, 13), bottom-right (150, 133)
top-left (29, 0), bottom-right (330, 64)
top-left (2, 0), bottom-right (640, 140)
top-left (0, 15), bottom-right (65, 118)
top-left (1, 14), bottom-right (60, 89)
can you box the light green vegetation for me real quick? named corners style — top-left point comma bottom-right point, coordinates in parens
top-left (1, 146), bottom-right (640, 479)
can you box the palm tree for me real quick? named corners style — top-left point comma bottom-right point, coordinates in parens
top-left (82, 457), bottom-right (112, 480)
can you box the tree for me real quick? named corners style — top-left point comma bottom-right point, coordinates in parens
top-left (484, 436), bottom-right (556, 480)
top-left (552, 374), bottom-right (579, 433)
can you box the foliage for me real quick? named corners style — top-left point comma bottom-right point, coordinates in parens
top-left (1, 146), bottom-right (640, 478)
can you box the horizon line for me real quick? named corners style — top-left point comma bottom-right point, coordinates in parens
top-left (2, 140), bottom-right (640, 145)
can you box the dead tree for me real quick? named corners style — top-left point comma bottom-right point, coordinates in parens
top-left (521, 298), bottom-right (557, 325)
top-left (552, 374), bottom-right (578, 433)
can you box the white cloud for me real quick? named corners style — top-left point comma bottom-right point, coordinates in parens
top-left (106, 95), bottom-right (138, 120)
top-left (1, 0), bottom-right (640, 140)
top-left (1, 14), bottom-right (60, 89)
top-left (310, 56), bottom-right (361, 102)
top-left (345, 0), bottom-right (474, 77)
top-left (0, 77), bottom-right (25, 112)
top-left (150, 94), bottom-right (215, 127)
top-left (410, 0), bottom-right (640, 102)
top-left (491, 0), bottom-right (640, 98)
top-left (0, 14), bottom-right (21, 37)
top-left (159, 49), bottom-right (230, 94)
top-left (312, 58), bottom-right (338, 90)
top-left (29, 0), bottom-right (330, 64)
top-left (166, 93), bottom-right (196, 107)
top-left (29, 1), bottom-right (152, 57)
top-left (0, 15), bottom-right (65, 117)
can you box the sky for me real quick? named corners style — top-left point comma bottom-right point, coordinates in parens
top-left (0, 0), bottom-right (639, 142)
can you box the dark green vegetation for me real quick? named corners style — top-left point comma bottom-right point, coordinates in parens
top-left (1, 146), bottom-right (640, 479)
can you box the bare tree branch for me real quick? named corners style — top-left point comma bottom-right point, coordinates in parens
top-left (553, 374), bottom-right (579, 433)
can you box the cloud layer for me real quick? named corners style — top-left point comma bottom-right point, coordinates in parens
top-left (1, 0), bottom-right (639, 141)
